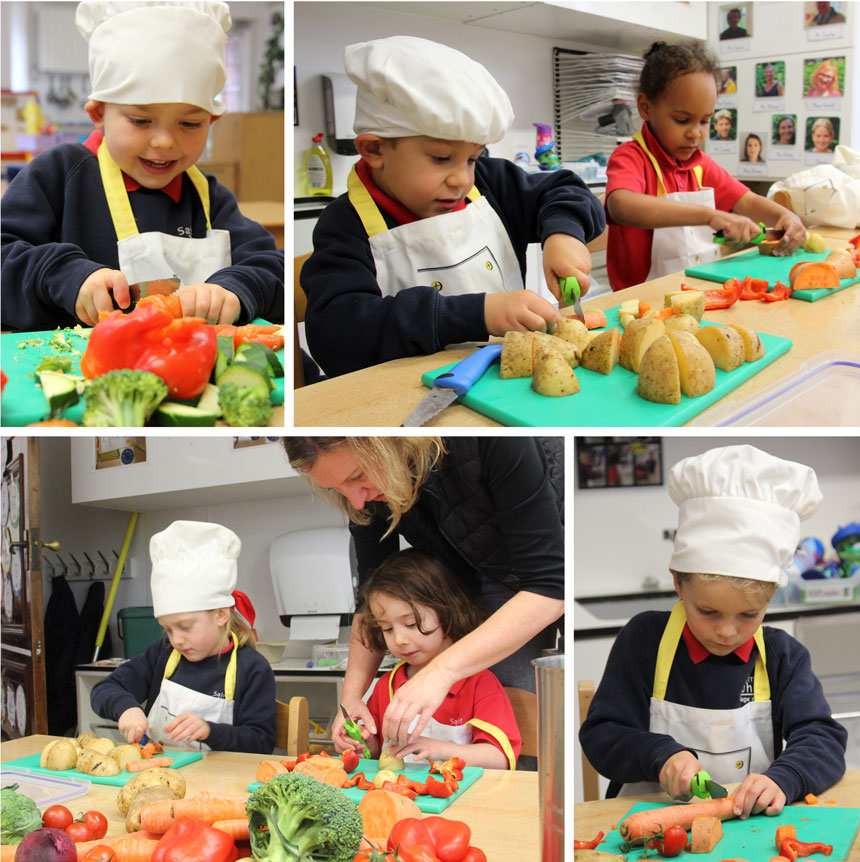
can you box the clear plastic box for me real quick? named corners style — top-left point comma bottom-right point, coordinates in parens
top-left (0, 767), bottom-right (91, 807)
top-left (312, 643), bottom-right (349, 669)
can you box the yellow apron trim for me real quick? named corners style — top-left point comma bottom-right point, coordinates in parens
top-left (347, 163), bottom-right (481, 238)
top-left (164, 631), bottom-right (238, 701)
top-left (97, 139), bottom-right (213, 239)
top-left (466, 717), bottom-right (516, 770)
top-left (653, 601), bottom-right (768, 702)
top-left (388, 660), bottom-right (408, 700)
top-left (633, 131), bottom-right (704, 198)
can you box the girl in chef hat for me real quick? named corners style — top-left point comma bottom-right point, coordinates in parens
top-left (580, 446), bottom-right (847, 818)
top-left (91, 521), bottom-right (276, 753)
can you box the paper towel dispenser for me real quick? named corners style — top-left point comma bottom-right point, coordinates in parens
top-left (322, 74), bottom-right (358, 156)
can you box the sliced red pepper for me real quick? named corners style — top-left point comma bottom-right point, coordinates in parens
top-left (234, 323), bottom-right (284, 351)
top-left (425, 776), bottom-right (455, 798)
top-left (848, 234), bottom-right (860, 248)
top-left (689, 277), bottom-right (742, 309)
top-left (761, 281), bottom-right (792, 302)
top-left (779, 837), bottom-right (833, 860)
top-left (151, 817), bottom-right (238, 862)
top-left (740, 276), bottom-right (770, 300)
top-left (381, 780), bottom-right (418, 799)
top-left (396, 773), bottom-right (429, 795)
top-left (279, 758), bottom-right (297, 771)
top-left (340, 749), bottom-right (360, 773)
top-left (344, 771), bottom-right (375, 791)
top-left (573, 831), bottom-right (605, 850)
top-left (1, 369), bottom-right (6, 393)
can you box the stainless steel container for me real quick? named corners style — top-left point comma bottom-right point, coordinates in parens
top-left (533, 654), bottom-right (564, 861)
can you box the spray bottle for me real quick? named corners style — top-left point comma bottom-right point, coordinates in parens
top-left (534, 122), bottom-right (562, 171)
top-left (304, 132), bottom-right (333, 195)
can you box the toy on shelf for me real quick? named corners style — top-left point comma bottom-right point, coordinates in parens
top-left (533, 122), bottom-right (562, 171)
top-left (832, 523), bottom-right (860, 578)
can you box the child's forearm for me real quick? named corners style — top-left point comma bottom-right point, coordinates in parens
top-left (607, 189), bottom-right (715, 230)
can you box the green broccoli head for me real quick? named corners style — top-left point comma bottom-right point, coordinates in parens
top-left (246, 771), bottom-right (364, 862)
top-left (82, 369), bottom-right (168, 426)
top-left (218, 382), bottom-right (273, 427)
top-left (1, 783), bottom-right (42, 845)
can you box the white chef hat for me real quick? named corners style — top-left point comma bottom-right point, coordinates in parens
top-left (345, 36), bottom-right (514, 144)
top-left (669, 445), bottom-right (822, 586)
top-left (76, 1), bottom-right (231, 115)
top-left (150, 521), bottom-right (241, 618)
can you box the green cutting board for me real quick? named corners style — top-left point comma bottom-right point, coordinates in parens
top-left (684, 249), bottom-right (860, 301)
top-left (0, 320), bottom-right (284, 427)
top-left (420, 308), bottom-right (792, 427)
top-left (606, 801), bottom-right (860, 861)
top-left (2, 750), bottom-right (203, 786)
top-left (248, 759), bottom-right (483, 814)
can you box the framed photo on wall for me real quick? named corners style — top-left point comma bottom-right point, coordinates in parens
top-left (576, 437), bottom-right (663, 489)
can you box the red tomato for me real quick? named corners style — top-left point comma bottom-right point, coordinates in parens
top-left (646, 825), bottom-right (688, 857)
top-left (65, 821), bottom-right (96, 842)
top-left (42, 804), bottom-right (74, 830)
top-left (84, 845), bottom-right (116, 862)
top-left (83, 810), bottom-right (108, 840)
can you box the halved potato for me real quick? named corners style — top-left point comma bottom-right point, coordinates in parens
top-left (728, 323), bottom-right (766, 362)
top-left (665, 290), bottom-right (706, 321)
top-left (637, 335), bottom-right (681, 405)
top-left (579, 327), bottom-right (620, 375)
top-left (499, 331), bottom-right (534, 379)
top-left (88, 755), bottom-right (122, 777)
top-left (531, 351), bottom-right (580, 397)
top-left (668, 331), bottom-right (715, 397)
top-left (664, 313), bottom-right (700, 335)
top-left (76, 732), bottom-right (97, 749)
top-left (802, 232), bottom-right (827, 253)
top-left (553, 316), bottom-right (590, 352)
top-left (619, 318), bottom-right (666, 373)
top-left (696, 325), bottom-right (746, 372)
top-left (77, 747), bottom-right (104, 773)
top-left (111, 743), bottom-right (144, 769)
top-left (534, 331), bottom-right (580, 368)
top-left (825, 248), bottom-right (857, 279)
top-left (41, 739), bottom-right (78, 771)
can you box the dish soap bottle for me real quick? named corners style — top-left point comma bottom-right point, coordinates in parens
top-left (305, 133), bottom-right (332, 196)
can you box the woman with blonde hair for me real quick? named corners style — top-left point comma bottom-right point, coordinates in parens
top-left (283, 437), bottom-right (564, 767)
top-left (810, 117), bottom-right (836, 152)
top-left (806, 59), bottom-right (842, 97)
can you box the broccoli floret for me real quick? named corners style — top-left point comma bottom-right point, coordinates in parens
top-left (36, 355), bottom-right (72, 373)
top-left (246, 771), bottom-right (363, 862)
top-left (82, 369), bottom-right (167, 426)
top-left (218, 382), bottom-right (273, 427)
top-left (1, 783), bottom-right (42, 845)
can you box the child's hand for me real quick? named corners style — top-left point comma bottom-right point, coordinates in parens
top-left (177, 283), bottom-right (241, 324)
top-left (542, 233), bottom-right (592, 302)
top-left (708, 211), bottom-right (764, 246)
top-left (484, 291), bottom-right (561, 337)
top-left (163, 711), bottom-right (210, 743)
top-left (770, 211), bottom-right (806, 255)
top-left (332, 698), bottom-right (375, 754)
top-left (390, 736), bottom-right (436, 763)
top-left (732, 773), bottom-right (786, 818)
top-left (658, 750), bottom-right (704, 801)
top-left (76, 268), bottom-right (131, 325)
top-left (118, 706), bottom-right (149, 744)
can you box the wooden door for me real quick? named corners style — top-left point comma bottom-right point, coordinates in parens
top-left (1, 436), bottom-right (49, 739)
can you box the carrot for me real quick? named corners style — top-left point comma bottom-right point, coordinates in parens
top-left (256, 759), bottom-right (289, 783)
top-left (804, 792), bottom-right (818, 805)
top-left (139, 798), bottom-right (177, 834)
top-left (108, 833), bottom-right (161, 862)
top-left (170, 791), bottom-right (249, 824)
top-left (1, 845), bottom-right (17, 862)
top-left (212, 819), bottom-right (251, 841)
top-left (358, 789), bottom-right (422, 843)
top-left (638, 301), bottom-right (651, 317)
top-left (775, 825), bottom-right (797, 848)
top-left (583, 310), bottom-right (607, 330)
top-left (126, 756), bottom-right (174, 772)
top-left (769, 857), bottom-right (792, 862)
top-left (691, 815), bottom-right (723, 853)
top-left (74, 833), bottom-right (163, 861)
top-left (655, 307), bottom-right (675, 321)
top-left (619, 797), bottom-right (736, 843)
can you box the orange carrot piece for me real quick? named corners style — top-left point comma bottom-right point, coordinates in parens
top-left (139, 798), bottom-right (177, 834)
top-left (775, 825), bottom-right (797, 848)
top-left (74, 833), bottom-right (162, 861)
top-left (638, 301), bottom-right (651, 317)
top-left (655, 307), bottom-right (676, 321)
top-left (170, 791), bottom-right (249, 824)
top-left (109, 833), bottom-right (161, 862)
top-left (619, 797), bottom-right (736, 843)
top-left (804, 793), bottom-right (818, 805)
top-left (1, 845), bottom-right (18, 862)
top-left (212, 819), bottom-right (251, 841)
top-left (126, 756), bottom-right (174, 772)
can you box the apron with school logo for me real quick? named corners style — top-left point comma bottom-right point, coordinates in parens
top-left (633, 132), bottom-right (722, 281)
top-left (347, 165), bottom-right (524, 298)
top-left (619, 602), bottom-right (774, 796)
top-left (145, 633), bottom-right (238, 752)
top-left (97, 139), bottom-right (232, 289)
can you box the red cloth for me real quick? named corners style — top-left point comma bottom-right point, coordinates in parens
top-left (232, 590), bottom-right (255, 628)
top-left (604, 122), bottom-right (750, 291)
top-left (682, 622), bottom-right (756, 664)
top-left (367, 661), bottom-right (522, 767)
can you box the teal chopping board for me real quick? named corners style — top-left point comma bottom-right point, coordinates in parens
top-left (606, 801), bottom-right (860, 861)
top-left (2, 750), bottom-right (203, 786)
top-left (420, 308), bottom-right (792, 427)
top-left (0, 319), bottom-right (284, 427)
top-left (684, 249), bottom-right (860, 301)
top-left (248, 759), bottom-right (483, 814)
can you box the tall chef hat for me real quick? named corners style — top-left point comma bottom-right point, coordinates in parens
top-left (75, 1), bottom-right (231, 115)
top-left (669, 445), bottom-right (822, 586)
top-left (346, 36), bottom-right (514, 144)
top-left (150, 521), bottom-right (241, 618)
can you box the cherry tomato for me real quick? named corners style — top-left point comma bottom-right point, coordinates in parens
top-left (42, 804), bottom-right (74, 830)
top-left (83, 810), bottom-right (109, 840)
top-left (646, 824), bottom-right (688, 857)
top-left (65, 821), bottom-right (96, 842)
top-left (84, 845), bottom-right (116, 862)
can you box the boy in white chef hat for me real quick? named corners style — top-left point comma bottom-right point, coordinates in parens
top-left (300, 35), bottom-right (606, 378)
top-left (580, 445), bottom-right (846, 818)
top-left (90, 520), bottom-right (276, 753)
top-left (1, 1), bottom-right (283, 333)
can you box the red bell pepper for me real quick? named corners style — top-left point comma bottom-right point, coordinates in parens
top-left (422, 817), bottom-right (471, 862)
top-left (214, 323), bottom-right (284, 352)
top-left (574, 831), bottom-right (605, 850)
top-left (396, 773), bottom-right (429, 795)
top-left (848, 234), bottom-right (860, 248)
top-left (424, 776), bottom-right (455, 798)
top-left (761, 281), bottom-right (792, 302)
top-left (740, 276), bottom-right (770, 300)
top-left (0, 369), bottom-right (6, 393)
top-left (388, 817), bottom-right (486, 862)
top-left (779, 837), bottom-right (833, 860)
top-left (381, 780), bottom-right (418, 799)
top-left (340, 749), bottom-right (360, 773)
top-left (683, 278), bottom-right (741, 309)
top-left (81, 304), bottom-right (217, 399)
top-left (343, 771), bottom-right (375, 791)
top-left (151, 818), bottom-right (238, 862)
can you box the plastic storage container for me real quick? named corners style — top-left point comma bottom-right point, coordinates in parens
top-left (117, 606), bottom-right (163, 658)
top-left (312, 643), bottom-right (349, 669)
top-left (0, 767), bottom-right (91, 807)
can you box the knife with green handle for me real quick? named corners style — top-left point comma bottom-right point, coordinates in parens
top-left (559, 276), bottom-right (585, 324)
top-left (691, 769), bottom-right (728, 799)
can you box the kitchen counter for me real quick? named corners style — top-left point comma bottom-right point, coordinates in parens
top-left (0, 735), bottom-right (540, 860)
top-left (293, 234), bottom-right (859, 427)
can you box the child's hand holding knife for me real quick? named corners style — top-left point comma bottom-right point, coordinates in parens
top-left (340, 704), bottom-right (371, 759)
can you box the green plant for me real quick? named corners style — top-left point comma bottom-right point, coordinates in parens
top-left (258, 10), bottom-right (284, 110)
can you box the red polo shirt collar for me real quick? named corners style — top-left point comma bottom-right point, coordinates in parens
top-left (682, 622), bottom-right (756, 664)
top-left (641, 121), bottom-right (705, 181)
top-left (394, 661), bottom-right (468, 697)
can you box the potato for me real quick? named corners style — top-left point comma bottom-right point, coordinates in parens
top-left (88, 755), bottom-right (122, 777)
top-left (88, 737), bottom-right (116, 755)
top-left (664, 313), bottom-right (700, 335)
top-left (499, 331), bottom-right (534, 379)
top-left (696, 325), bottom-right (745, 372)
top-left (533, 331), bottom-right (580, 368)
top-left (579, 327), bottom-right (620, 375)
top-left (553, 316), bottom-right (590, 352)
top-left (77, 747), bottom-right (104, 773)
top-left (668, 331), bottom-right (715, 397)
top-left (125, 785), bottom-right (182, 833)
top-left (41, 739), bottom-right (78, 771)
top-left (825, 248), bottom-right (857, 279)
top-left (76, 732), bottom-right (98, 749)
top-left (727, 323), bottom-right (765, 362)
top-left (531, 351), bottom-right (580, 397)
top-left (664, 290), bottom-right (706, 321)
top-left (802, 231), bottom-right (827, 253)
top-left (117, 767), bottom-right (187, 815)
top-left (110, 743), bottom-right (143, 769)
top-left (378, 746), bottom-right (405, 772)
top-left (636, 335), bottom-right (681, 404)
top-left (372, 769), bottom-right (398, 790)
top-left (619, 318), bottom-right (665, 373)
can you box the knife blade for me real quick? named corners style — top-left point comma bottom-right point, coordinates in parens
top-left (559, 276), bottom-right (585, 324)
top-left (401, 343), bottom-right (503, 427)
top-left (691, 769), bottom-right (728, 799)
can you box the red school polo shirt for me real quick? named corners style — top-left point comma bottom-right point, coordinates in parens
top-left (605, 122), bottom-right (750, 291)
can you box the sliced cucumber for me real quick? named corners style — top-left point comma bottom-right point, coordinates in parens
top-left (233, 342), bottom-right (272, 376)
top-left (38, 370), bottom-right (81, 417)
top-left (248, 342), bottom-right (284, 378)
top-left (212, 349), bottom-right (229, 383)
top-left (195, 383), bottom-right (222, 417)
top-left (155, 401), bottom-right (219, 427)
top-left (216, 363), bottom-right (273, 397)
top-left (216, 335), bottom-right (235, 363)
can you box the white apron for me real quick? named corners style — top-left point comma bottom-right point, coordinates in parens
top-left (347, 165), bottom-right (524, 298)
top-left (145, 633), bottom-right (238, 752)
top-left (633, 132), bottom-right (722, 281)
top-left (97, 139), bottom-right (232, 290)
top-left (620, 601), bottom-right (775, 796)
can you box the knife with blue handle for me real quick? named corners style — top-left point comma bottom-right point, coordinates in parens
top-left (401, 343), bottom-right (503, 426)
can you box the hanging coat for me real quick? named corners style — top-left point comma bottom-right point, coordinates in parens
top-left (44, 575), bottom-right (81, 736)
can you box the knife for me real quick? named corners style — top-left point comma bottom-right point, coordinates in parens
top-left (559, 276), bottom-right (585, 324)
top-left (339, 704), bottom-right (371, 758)
top-left (125, 276), bottom-right (181, 310)
top-left (401, 343), bottom-right (503, 427)
top-left (712, 222), bottom-right (784, 245)
top-left (691, 769), bottom-right (728, 799)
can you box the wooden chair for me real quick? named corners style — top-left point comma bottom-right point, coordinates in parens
top-left (275, 696), bottom-right (310, 756)
top-left (586, 194), bottom-right (608, 254)
top-left (577, 680), bottom-right (600, 801)
top-left (503, 686), bottom-right (538, 759)
top-left (293, 252), bottom-right (312, 389)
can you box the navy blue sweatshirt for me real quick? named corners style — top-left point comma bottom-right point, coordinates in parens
top-left (301, 156), bottom-right (605, 377)
top-left (579, 611), bottom-right (847, 802)
top-left (91, 637), bottom-right (276, 754)
top-left (1, 138), bottom-right (284, 331)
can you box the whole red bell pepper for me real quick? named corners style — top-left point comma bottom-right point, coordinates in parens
top-left (683, 278), bottom-right (741, 309)
top-left (779, 837), bottom-right (833, 860)
top-left (81, 304), bottom-right (217, 399)
top-left (151, 818), bottom-right (238, 862)
top-left (388, 817), bottom-right (486, 862)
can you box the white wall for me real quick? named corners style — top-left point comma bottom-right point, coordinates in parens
top-left (574, 435), bottom-right (860, 597)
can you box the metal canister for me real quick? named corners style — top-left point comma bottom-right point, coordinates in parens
top-left (533, 654), bottom-right (564, 861)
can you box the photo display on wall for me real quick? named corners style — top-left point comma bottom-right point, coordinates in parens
top-left (738, 131), bottom-right (768, 176)
top-left (805, 115), bottom-right (840, 165)
top-left (771, 113), bottom-right (799, 161)
top-left (804, 1), bottom-right (848, 42)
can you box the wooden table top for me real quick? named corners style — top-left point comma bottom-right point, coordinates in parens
top-left (1, 735), bottom-right (540, 861)
top-left (293, 234), bottom-right (859, 428)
